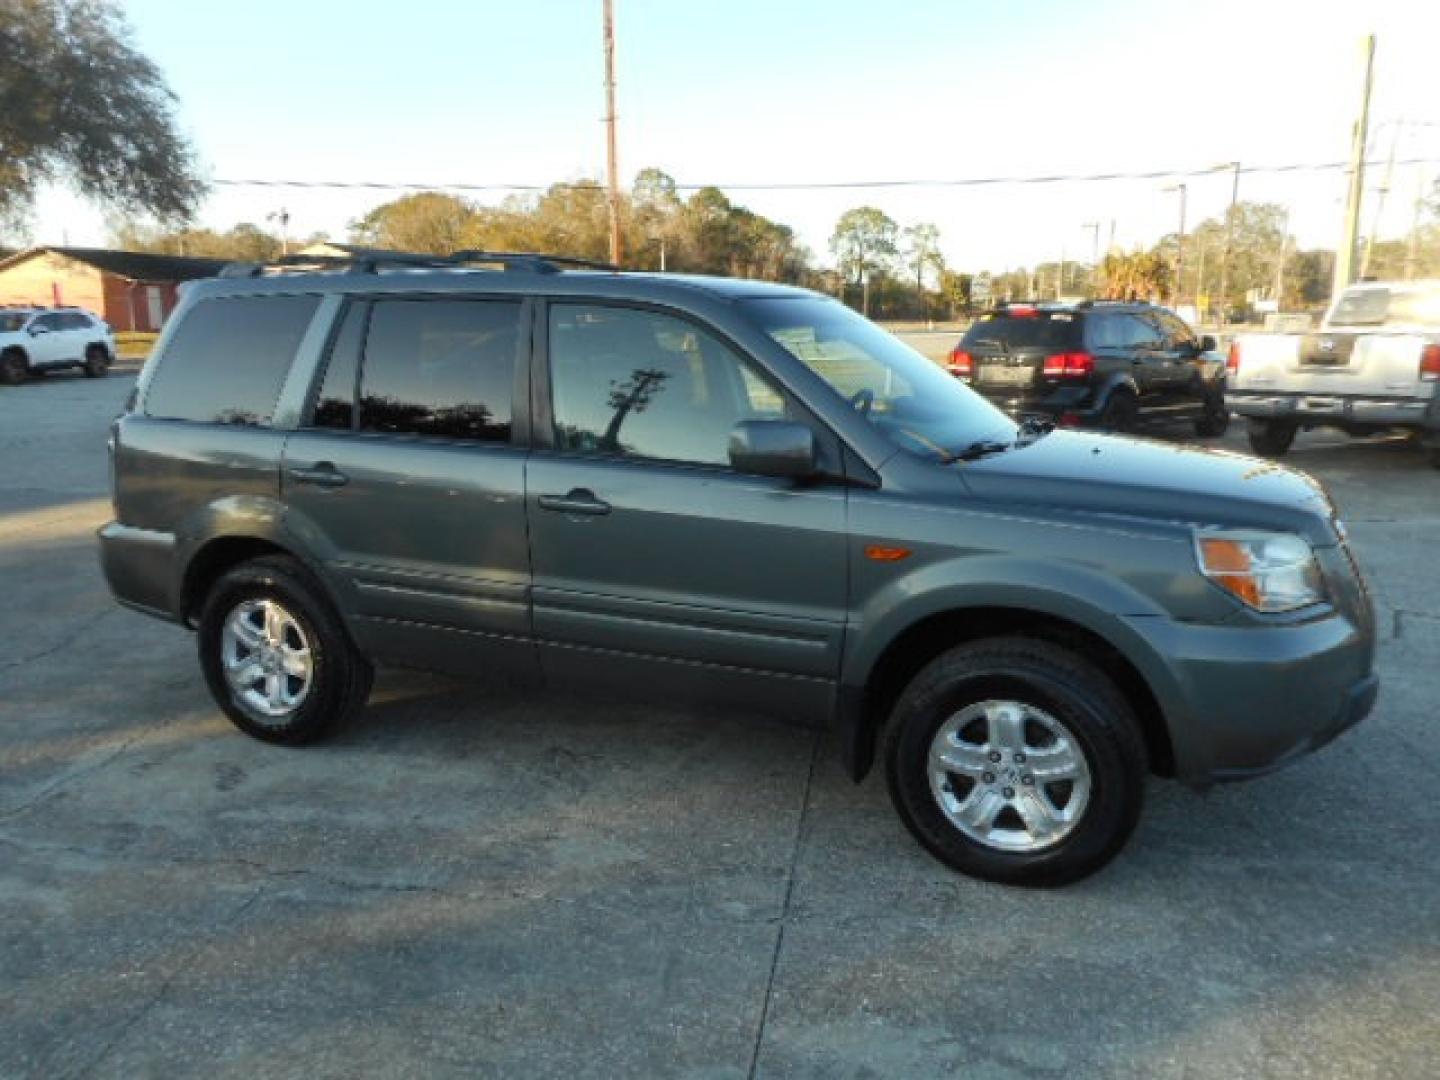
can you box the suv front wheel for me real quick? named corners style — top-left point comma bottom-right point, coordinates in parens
top-left (883, 637), bottom-right (1146, 886)
top-left (198, 555), bottom-right (372, 745)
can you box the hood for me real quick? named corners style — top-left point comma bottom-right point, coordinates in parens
top-left (958, 430), bottom-right (1338, 544)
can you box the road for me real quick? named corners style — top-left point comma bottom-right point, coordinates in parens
top-left (3, 368), bottom-right (1438, 1078)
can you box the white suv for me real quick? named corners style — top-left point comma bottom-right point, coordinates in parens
top-left (0, 307), bottom-right (117, 385)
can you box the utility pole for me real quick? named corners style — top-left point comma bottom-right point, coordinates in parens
top-left (1333, 33), bottom-right (1376, 295)
top-left (1360, 117), bottom-right (1401, 280)
top-left (602, 0), bottom-right (623, 267)
top-left (1057, 244), bottom-right (1066, 300)
top-left (1215, 161), bottom-right (1241, 324)
top-left (1274, 206), bottom-right (1290, 309)
top-left (1082, 221), bottom-right (1100, 295)
top-left (1405, 167), bottom-right (1426, 280)
top-left (1163, 184), bottom-right (1187, 306)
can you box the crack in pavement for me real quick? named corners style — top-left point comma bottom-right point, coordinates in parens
top-left (64, 883), bottom-right (270, 1080)
top-left (1393, 609), bottom-right (1440, 641)
top-left (0, 609), bottom-right (118, 671)
top-left (746, 726), bottom-right (821, 1080)
top-left (0, 721), bottom-right (151, 822)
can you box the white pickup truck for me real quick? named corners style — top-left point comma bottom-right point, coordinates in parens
top-left (1228, 280), bottom-right (1440, 467)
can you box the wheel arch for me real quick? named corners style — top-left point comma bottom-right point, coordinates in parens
top-left (180, 535), bottom-right (304, 627)
top-left (842, 604), bottom-right (1175, 784)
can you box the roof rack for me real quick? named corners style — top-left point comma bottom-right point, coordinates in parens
top-left (1073, 298), bottom-right (1149, 309)
top-left (217, 249), bottom-right (620, 279)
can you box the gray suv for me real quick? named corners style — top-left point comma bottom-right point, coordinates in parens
top-left (99, 251), bottom-right (1378, 886)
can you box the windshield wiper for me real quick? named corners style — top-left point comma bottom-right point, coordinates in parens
top-left (950, 438), bottom-right (1013, 462)
top-left (1014, 416), bottom-right (1054, 446)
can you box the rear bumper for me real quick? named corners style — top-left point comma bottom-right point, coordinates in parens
top-left (1230, 389), bottom-right (1440, 433)
top-left (1128, 605), bottom-right (1377, 787)
top-left (97, 521), bottom-right (182, 623)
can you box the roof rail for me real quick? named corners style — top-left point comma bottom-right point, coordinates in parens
top-left (1074, 298), bottom-right (1148, 309)
top-left (216, 249), bottom-right (620, 279)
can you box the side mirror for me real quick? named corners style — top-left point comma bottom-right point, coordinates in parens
top-left (1198, 334), bottom-right (1217, 353)
top-left (728, 420), bottom-right (817, 479)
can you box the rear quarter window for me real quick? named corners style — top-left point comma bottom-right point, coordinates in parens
top-left (144, 295), bottom-right (320, 425)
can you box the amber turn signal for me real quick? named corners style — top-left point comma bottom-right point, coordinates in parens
top-left (864, 544), bottom-right (912, 562)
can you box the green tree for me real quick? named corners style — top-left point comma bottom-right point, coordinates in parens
top-left (351, 192), bottom-right (478, 254)
top-left (938, 269), bottom-right (972, 317)
top-left (109, 220), bottom-right (304, 261)
top-left (1098, 250), bottom-right (1172, 301)
top-left (903, 223), bottom-right (943, 292)
top-left (0, 0), bottom-right (203, 230)
top-left (830, 207), bottom-right (899, 315)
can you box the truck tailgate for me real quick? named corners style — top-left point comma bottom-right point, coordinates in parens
top-left (1235, 331), bottom-right (1432, 399)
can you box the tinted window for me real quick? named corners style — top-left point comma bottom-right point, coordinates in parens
top-left (1115, 314), bottom-right (1164, 350)
top-left (60, 312), bottom-right (92, 330)
top-left (1, 313), bottom-right (28, 331)
top-left (1153, 311), bottom-right (1196, 349)
top-left (145, 296), bottom-right (319, 425)
top-left (961, 311), bottom-right (1081, 351)
top-left (358, 299), bottom-right (517, 442)
top-left (549, 305), bottom-right (779, 466)
top-left (310, 302), bottom-right (367, 430)
top-left (1329, 288), bottom-right (1390, 327)
top-left (32, 313), bottom-right (65, 331)
top-left (1330, 286), bottom-right (1440, 328)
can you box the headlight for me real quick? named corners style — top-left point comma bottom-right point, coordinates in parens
top-left (1195, 529), bottom-right (1326, 612)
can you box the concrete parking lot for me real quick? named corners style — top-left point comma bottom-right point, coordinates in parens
top-left (3, 367), bottom-right (1438, 1078)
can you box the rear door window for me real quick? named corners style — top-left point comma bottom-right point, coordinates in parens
top-left (961, 312), bottom-right (1081, 351)
top-left (145, 295), bottom-right (320, 425)
top-left (356, 299), bottom-right (519, 442)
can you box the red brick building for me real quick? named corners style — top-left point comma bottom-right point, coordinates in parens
top-left (0, 247), bottom-right (228, 332)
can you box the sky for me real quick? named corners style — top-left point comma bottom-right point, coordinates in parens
top-left (26, 0), bottom-right (1440, 272)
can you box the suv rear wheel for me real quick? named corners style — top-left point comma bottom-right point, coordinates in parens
top-left (83, 344), bottom-right (110, 378)
top-left (1193, 391), bottom-right (1230, 437)
top-left (0, 348), bottom-right (27, 385)
top-left (883, 637), bottom-right (1146, 886)
top-left (1246, 418), bottom-right (1298, 457)
top-left (198, 555), bottom-right (372, 745)
top-left (1097, 390), bottom-right (1138, 433)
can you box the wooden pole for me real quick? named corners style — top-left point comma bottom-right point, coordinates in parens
top-left (1333, 34), bottom-right (1376, 294)
top-left (603, 0), bottom-right (622, 266)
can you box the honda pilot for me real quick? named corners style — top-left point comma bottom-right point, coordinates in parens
top-left (99, 252), bottom-right (1377, 886)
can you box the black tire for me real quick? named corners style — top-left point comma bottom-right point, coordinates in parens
top-left (883, 637), bottom-right (1146, 887)
top-left (197, 555), bottom-right (372, 745)
top-left (1246, 417), bottom-right (1298, 457)
top-left (83, 344), bottom-right (110, 378)
top-left (1097, 390), bottom-right (1138, 433)
top-left (1193, 392), bottom-right (1231, 437)
top-left (0, 348), bottom-right (26, 385)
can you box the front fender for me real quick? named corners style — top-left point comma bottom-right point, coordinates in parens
top-left (843, 554), bottom-right (1175, 689)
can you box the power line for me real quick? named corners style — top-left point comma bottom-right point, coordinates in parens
top-left (209, 156), bottom-right (1440, 195)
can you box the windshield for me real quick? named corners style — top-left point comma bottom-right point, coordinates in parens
top-left (0, 314), bottom-right (29, 332)
top-left (742, 296), bottom-right (1016, 461)
top-left (1329, 286), bottom-right (1440, 329)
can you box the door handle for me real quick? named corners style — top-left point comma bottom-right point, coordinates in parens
top-left (537, 488), bottom-right (611, 516)
top-left (288, 462), bottom-right (349, 488)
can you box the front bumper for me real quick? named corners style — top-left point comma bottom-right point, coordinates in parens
top-left (1229, 389), bottom-right (1439, 433)
top-left (1127, 604), bottom-right (1377, 787)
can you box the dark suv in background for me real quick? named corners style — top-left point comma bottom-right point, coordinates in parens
top-left (948, 300), bottom-right (1229, 436)
top-left (100, 252), bottom-right (1374, 886)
